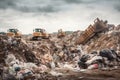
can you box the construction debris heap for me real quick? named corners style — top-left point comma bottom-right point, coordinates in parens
top-left (0, 18), bottom-right (120, 80)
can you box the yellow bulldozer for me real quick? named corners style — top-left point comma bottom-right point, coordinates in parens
top-left (57, 29), bottom-right (66, 38)
top-left (7, 29), bottom-right (21, 38)
top-left (32, 28), bottom-right (49, 40)
top-left (75, 18), bottom-right (108, 45)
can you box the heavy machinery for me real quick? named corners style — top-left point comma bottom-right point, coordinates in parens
top-left (0, 32), bottom-right (6, 36)
top-left (76, 18), bottom-right (108, 45)
top-left (32, 28), bottom-right (49, 40)
top-left (57, 29), bottom-right (66, 38)
top-left (7, 29), bottom-right (21, 38)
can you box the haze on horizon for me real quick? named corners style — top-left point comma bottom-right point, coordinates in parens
top-left (0, 0), bottom-right (120, 34)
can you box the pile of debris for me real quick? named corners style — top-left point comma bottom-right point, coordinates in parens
top-left (82, 25), bottom-right (120, 54)
top-left (0, 35), bottom-right (81, 80)
top-left (0, 35), bottom-right (38, 63)
top-left (0, 35), bottom-right (61, 80)
top-left (0, 18), bottom-right (120, 80)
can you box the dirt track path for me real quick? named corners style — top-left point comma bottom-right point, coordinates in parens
top-left (53, 69), bottom-right (120, 80)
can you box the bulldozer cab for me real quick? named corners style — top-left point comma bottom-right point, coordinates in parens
top-left (58, 29), bottom-right (62, 33)
top-left (57, 29), bottom-right (65, 38)
top-left (7, 29), bottom-right (21, 38)
top-left (33, 28), bottom-right (45, 33)
top-left (75, 18), bottom-right (108, 45)
top-left (32, 28), bottom-right (49, 40)
top-left (8, 29), bottom-right (18, 34)
top-left (94, 18), bottom-right (107, 32)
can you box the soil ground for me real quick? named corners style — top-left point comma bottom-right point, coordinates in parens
top-left (54, 69), bottom-right (120, 80)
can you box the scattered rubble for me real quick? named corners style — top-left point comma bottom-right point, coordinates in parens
top-left (0, 18), bottom-right (120, 80)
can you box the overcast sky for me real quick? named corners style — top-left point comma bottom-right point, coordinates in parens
top-left (0, 0), bottom-right (120, 34)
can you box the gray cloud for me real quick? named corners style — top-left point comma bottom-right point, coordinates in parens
top-left (0, 0), bottom-right (120, 13)
top-left (115, 4), bottom-right (120, 12)
top-left (0, 0), bottom-right (100, 13)
top-left (64, 0), bottom-right (83, 4)
top-left (15, 5), bottom-right (58, 13)
top-left (0, 0), bottom-right (60, 13)
top-left (116, 6), bottom-right (120, 12)
top-left (0, 0), bottom-right (16, 9)
top-left (63, 0), bottom-right (100, 4)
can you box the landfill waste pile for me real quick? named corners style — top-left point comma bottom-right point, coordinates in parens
top-left (82, 25), bottom-right (120, 54)
top-left (0, 18), bottom-right (120, 80)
